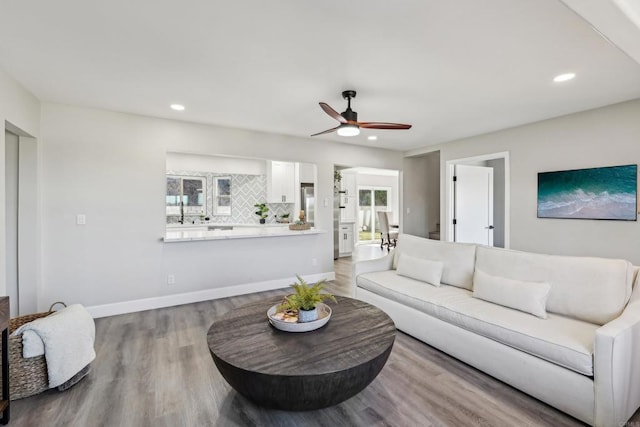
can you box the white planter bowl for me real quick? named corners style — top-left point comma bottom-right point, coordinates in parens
top-left (267, 303), bottom-right (332, 333)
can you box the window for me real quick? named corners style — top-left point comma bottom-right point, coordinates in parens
top-left (166, 175), bottom-right (206, 216)
top-left (214, 176), bottom-right (231, 215)
top-left (358, 187), bottom-right (391, 242)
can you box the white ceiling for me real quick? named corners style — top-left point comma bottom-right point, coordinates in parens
top-left (1, 0), bottom-right (640, 152)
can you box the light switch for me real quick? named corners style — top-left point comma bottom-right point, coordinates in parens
top-left (76, 214), bottom-right (86, 225)
top-left (324, 197), bottom-right (329, 207)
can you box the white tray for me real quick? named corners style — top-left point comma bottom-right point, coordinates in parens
top-left (267, 303), bottom-right (332, 333)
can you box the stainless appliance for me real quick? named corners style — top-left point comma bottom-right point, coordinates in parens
top-left (300, 183), bottom-right (315, 226)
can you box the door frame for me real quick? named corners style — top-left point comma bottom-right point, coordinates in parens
top-left (445, 151), bottom-right (510, 248)
top-left (356, 185), bottom-right (392, 244)
top-left (3, 122), bottom-right (39, 316)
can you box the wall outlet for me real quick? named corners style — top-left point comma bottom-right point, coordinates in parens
top-left (76, 214), bottom-right (86, 225)
top-left (311, 258), bottom-right (318, 266)
top-left (167, 274), bottom-right (176, 285)
top-left (406, 207), bottom-right (411, 214)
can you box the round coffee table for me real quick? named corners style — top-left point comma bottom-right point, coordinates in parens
top-left (207, 295), bottom-right (396, 411)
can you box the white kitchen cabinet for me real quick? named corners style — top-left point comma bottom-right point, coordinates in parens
top-left (340, 172), bottom-right (357, 196)
top-left (340, 194), bottom-right (357, 223)
top-left (339, 171), bottom-right (357, 223)
top-left (339, 224), bottom-right (354, 256)
top-left (267, 161), bottom-right (295, 203)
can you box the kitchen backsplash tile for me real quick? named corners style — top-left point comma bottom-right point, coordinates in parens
top-left (166, 170), bottom-right (293, 224)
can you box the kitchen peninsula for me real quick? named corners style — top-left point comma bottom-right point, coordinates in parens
top-left (164, 223), bottom-right (325, 242)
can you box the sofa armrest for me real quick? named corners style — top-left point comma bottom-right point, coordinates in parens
top-left (351, 253), bottom-right (394, 297)
top-left (594, 285), bottom-right (640, 426)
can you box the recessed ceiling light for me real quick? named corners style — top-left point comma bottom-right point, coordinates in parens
top-left (170, 104), bottom-right (185, 111)
top-left (553, 73), bottom-right (576, 83)
top-left (367, 135), bottom-right (378, 141)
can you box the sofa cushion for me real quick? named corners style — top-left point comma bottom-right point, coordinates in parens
top-left (357, 270), bottom-right (598, 375)
top-left (393, 234), bottom-right (476, 290)
top-left (473, 269), bottom-right (551, 319)
top-left (396, 253), bottom-right (443, 287)
top-left (475, 246), bottom-right (634, 325)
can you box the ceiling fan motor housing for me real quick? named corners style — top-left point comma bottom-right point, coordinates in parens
top-left (341, 109), bottom-right (357, 122)
top-left (341, 90), bottom-right (358, 122)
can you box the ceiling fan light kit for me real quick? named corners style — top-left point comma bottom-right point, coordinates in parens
top-left (337, 124), bottom-right (360, 137)
top-left (311, 90), bottom-right (412, 138)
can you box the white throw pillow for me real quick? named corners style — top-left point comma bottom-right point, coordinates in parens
top-left (473, 269), bottom-right (551, 319)
top-left (396, 253), bottom-right (444, 287)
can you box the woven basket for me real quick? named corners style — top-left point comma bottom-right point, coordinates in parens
top-left (289, 223), bottom-right (311, 231)
top-left (0, 302), bottom-right (66, 400)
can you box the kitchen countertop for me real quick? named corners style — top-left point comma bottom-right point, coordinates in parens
top-left (164, 225), bottom-right (324, 242)
top-left (166, 223), bottom-right (291, 229)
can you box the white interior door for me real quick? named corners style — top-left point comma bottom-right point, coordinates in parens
top-left (454, 164), bottom-right (494, 246)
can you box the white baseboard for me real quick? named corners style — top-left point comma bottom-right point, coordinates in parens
top-left (85, 271), bottom-right (336, 319)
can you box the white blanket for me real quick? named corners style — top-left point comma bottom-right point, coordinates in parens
top-left (13, 304), bottom-right (96, 388)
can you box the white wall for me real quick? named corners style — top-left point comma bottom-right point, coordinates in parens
top-left (407, 99), bottom-right (640, 264)
top-left (39, 103), bottom-right (403, 310)
top-left (299, 162), bottom-right (315, 183)
top-left (402, 156), bottom-right (429, 237)
top-left (402, 151), bottom-right (440, 238)
top-left (487, 158), bottom-right (505, 248)
top-left (426, 151), bottom-right (441, 235)
top-left (0, 68), bottom-right (41, 137)
top-left (166, 152), bottom-right (266, 175)
top-left (0, 67), bottom-right (40, 299)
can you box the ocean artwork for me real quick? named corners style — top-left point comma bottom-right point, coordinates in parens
top-left (537, 164), bottom-right (637, 220)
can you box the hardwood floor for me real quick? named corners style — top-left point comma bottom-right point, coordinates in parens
top-left (7, 247), bottom-right (635, 426)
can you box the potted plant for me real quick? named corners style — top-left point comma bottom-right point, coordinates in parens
top-left (334, 170), bottom-right (342, 191)
top-left (278, 276), bottom-right (337, 322)
top-left (254, 203), bottom-right (269, 224)
top-left (275, 213), bottom-right (290, 223)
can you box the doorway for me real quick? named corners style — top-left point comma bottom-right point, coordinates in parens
top-left (5, 130), bottom-right (19, 314)
top-left (4, 124), bottom-right (39, 316)
top-left (357, 186), bottom-right (391, 243)
top-left (333, 166), bottom-right (399, 257)
top-left (445, 152), bottom-right (510, 248)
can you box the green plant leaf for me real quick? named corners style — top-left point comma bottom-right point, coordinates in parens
top-left (282, 275), bottom-right (337, 311)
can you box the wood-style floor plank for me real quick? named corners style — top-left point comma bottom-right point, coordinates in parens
top-left (8, 250), bottom-right (639, 426)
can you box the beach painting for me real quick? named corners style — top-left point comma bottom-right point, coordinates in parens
top-left (537, 164), bottom-right (637, 221)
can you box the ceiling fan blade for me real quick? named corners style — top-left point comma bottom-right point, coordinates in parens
top-left (311, 126), bottom-right (340, 137)
top-left (358, 122), bottom-right (412, 130)
top-left (319, 102), bottom-right (347, 124)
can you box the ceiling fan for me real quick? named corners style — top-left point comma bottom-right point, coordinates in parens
top-left (311, 90), bottom-right (412, 137)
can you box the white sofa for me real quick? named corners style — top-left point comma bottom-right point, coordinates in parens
top-left (353, 234), bottom-right (640, 426)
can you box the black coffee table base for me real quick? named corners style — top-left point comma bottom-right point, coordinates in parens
top-left (211, 344), bottom-right (392, 411)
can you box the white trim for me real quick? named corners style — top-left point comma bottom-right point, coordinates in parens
top-left (85, 271), bottom-right (335, 318)
top-left (445, 151), bottom-right (510, 248)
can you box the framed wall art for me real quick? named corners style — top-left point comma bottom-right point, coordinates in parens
top-left (537, 164), bottom-right (637, 221)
